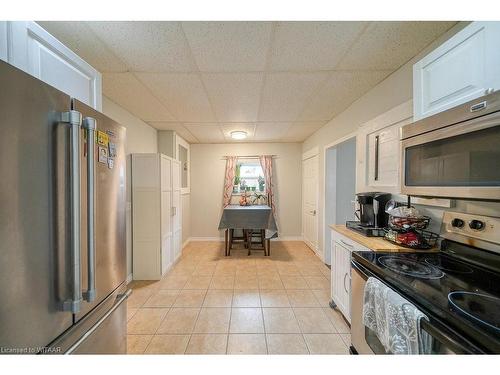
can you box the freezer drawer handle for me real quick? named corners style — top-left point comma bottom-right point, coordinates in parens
top-left (65, 289), bottom-right (132, 354)
top-left (82, 117), bottom-right (97, 303)
top-left (60, 110), bottom-right (83, 313)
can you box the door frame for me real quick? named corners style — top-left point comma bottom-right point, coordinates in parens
top-left (322, 132), bottom-right (357, 264)
top-left (302, 147), bottom-right (319, 254)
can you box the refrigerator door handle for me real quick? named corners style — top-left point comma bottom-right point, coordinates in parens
top-left (61, 110), bottom-right (83, 313)
top-left (82, 117), bottom-right (97, 303)
top-left (65, 289), bottom-right (132, 354)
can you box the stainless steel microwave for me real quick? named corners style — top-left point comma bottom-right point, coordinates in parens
top-left (401, 91), bottom-right (500, 201)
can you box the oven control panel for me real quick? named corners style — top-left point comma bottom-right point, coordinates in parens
top-left (442, 211), bottom-right (500, 245)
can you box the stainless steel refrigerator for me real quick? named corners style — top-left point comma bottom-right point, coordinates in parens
top-left (0, 60), bottom-right (129, 354)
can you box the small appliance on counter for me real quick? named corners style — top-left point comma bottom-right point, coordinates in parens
top-left (346, 192), bottom-right (391, 237)
top-left (350, 211), bottom-right (500, 354)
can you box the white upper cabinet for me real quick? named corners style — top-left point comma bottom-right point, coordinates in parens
top-left (356, 100), bottom-right (413, 194)
top-left (1, 21), bottom-right (102, 110)
top-left (413, 21), bottom-right (500, 120)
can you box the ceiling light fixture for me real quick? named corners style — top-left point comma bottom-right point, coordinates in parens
top-left (230, 131), bottom-right (247, 140)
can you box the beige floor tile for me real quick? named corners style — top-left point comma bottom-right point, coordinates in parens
top-left (304, 276), bottom-right (330, 290)
top-left (143, 289), bottom-right (180, 308)
top-left (230, 308), bottom-right (265, 333)
top-left (340, 333), bottom-right (351, 347)
top-left (266, 334), bottom-right (309, 354)
top-left (294, 308), bottom-right (335, 333)
top-left (193, 308), bottom-right (231, 333)
top-left (277, 265), bottom-right (301, 276)
top-left (280, 275), bottom-right (309, 289)
top-left (232, 290), bottom-right (261, 307)
top-left (286, 290), bottom-right (320, 307)
top-left (203, 290), bottom-right (233, 307)
top-left (260, 290), bottom-right (290, 307)
top-left (210, 275), bottom-right (235, 289)
top-left (311, 289), bottom-right (332, 308)
top-left (262, 308), bottom-right (300, 333)
top-left (127, 288), bottom-right (154, 308)
top-left (173, 290), bottom-right (207, 307)
top-left (303, 334), bottom-right (348, 354)
top-left (158, 275), bottom-right (190, 289)
top-left (184, 276), bottom-right (212, 289)
top-left (227, 334), bottom-right (267, 354)
top-left (157, 308), bottom-right (200, 334)
top-left (234, 275), bottom-right (259, 290)
top-left (185, 334), bottom-right (228, 354)
top-left (127, 334), bottom-right (153, 354)
top-left (298, 265), bottom-right (324, 276)
top-left (144, 335), bottom-right (190, 354)
top-left (323, 308), bottom-right (350, 333)
top-left (258, 275), bottom-right (284, 290)
top-left (193, 264), bottom-right (217, 276)
top-left (127, 308), bottom-right (138, 322)
top-left (127, 308), bottom-right (169, 334)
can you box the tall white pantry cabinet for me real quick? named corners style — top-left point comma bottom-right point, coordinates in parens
top-left (132, 154), bottom-right (182, 280)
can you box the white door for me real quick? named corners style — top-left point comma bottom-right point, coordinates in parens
top-left (172, 160), bottom-right (182, 261)
top-left (160, 156), bottom-right (173, 275)
top-left (302, 154), bottom-right (318, 253)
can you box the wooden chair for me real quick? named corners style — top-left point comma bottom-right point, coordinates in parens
top-left (225, 228), bottom-right (248, 256)
top-left (245, 229), bottom-right (270, 256)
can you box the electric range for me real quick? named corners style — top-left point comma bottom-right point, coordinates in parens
top-left (351, 211), bottom-right (500, 354)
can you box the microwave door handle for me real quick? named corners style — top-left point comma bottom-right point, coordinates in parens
top-left (374, 135), bottom-right (379, 181)
top-left (61, 111), bottom-right (83, 313)
top-left (82, 117), bottom-right (97, 303)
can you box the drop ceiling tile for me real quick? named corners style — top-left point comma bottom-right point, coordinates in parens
top-left (37, 21), bottom-right (128, 72)
top-left (338, 21), bottom-right (456, 70)
top-left (254, 122), bottom-right (293, 142)
top-left (258, 72), bottom-right (329, 122)
top-left (136, 73), bottom-right (215, 122)
top-left (299, 70), bottom-right (391, 121)
top-left (184, 123), bottom-right (225, 143)
top-left (103, 73), bottom-right (175, 121)
top-left (182, 21), bottom-right (273, 72)
top-left (281, 122), bottom-right (326, 142)
top-left (202, 73), bottom-right (264, 122)
top-left (86, 21), bottom-right (196, 72)
top-left (147, 122), bottom-right (199, 143)
top-left (220, 123), bottom-right (256, 141)
top-left (269, 21), bottom-right (367, 71)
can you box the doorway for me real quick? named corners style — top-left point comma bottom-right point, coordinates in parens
top-left (324, 137), bottom-right (356, 265)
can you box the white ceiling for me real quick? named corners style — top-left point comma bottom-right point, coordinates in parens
top-left (38, 21), bottom-right (456, 143)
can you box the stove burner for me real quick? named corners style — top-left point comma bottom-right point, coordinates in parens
top-left (448, 292), bottom-right (500, 334)
top-left (424, 256), bottom-right (474, 274)
top-left (378, 256), bottom-right (444, 279)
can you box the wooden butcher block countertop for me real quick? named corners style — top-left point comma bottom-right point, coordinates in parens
top-left (329, 224), bottom-right (438, 252)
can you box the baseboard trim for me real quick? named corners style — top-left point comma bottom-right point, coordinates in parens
top-left (182, 239), bottom-right (191, 248)
top-left (188, 236), bottom-right (304, 242)
top-left (126, 273), bottom-right (133, 285)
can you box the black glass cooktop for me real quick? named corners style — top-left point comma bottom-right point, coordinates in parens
top-left (352, 244), bottom-right (500, 353)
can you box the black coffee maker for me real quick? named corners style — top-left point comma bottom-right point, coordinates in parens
top-left (346, 192), bottom-right (391, 237)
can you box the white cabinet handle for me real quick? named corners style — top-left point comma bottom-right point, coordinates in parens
top-left (339, 239), bottom-right (354, 248)
top-left (343, 273), bottom-right (349, 293)
top-left (485, 88), bottom-right (495, 95)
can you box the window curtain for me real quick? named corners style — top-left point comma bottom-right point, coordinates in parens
top-left (259, 155), bottom-right (276, 215)
top-left (222, 156), bottom-right (238, 207)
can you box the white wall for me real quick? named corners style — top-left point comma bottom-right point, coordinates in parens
top-left (300, 22), bottom-right (500, 258)
top-left (190, 143), bottom-right (303, 239)
top-left (102, 96), bottom-right (158, 278)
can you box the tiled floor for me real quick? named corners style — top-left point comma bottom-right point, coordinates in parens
top-left (127, 241), bottom-right (351, 354)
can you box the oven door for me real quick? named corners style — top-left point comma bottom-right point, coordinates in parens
top-left (350, 260), bottom-right (483, 354)
top-left (401, 110), bottom-right (500, 200)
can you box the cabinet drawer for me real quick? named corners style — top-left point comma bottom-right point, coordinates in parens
top-left (331, 230), bottom-right (370, 252)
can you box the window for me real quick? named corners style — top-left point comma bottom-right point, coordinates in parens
top-left (233, 161), bottom-right (265, 194)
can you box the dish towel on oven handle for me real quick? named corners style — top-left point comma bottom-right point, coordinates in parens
top-left (362, 277), bottom-right (432, 354)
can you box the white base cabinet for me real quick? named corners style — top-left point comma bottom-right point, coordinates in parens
top-left (0, 21), bottom-right (101, 110)
top-left (413, 21), bottom-right (500, 120)
top-left (331, 229), bottom-right (371, 323)
top-left (132, 154), bottom-right (182, 280)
